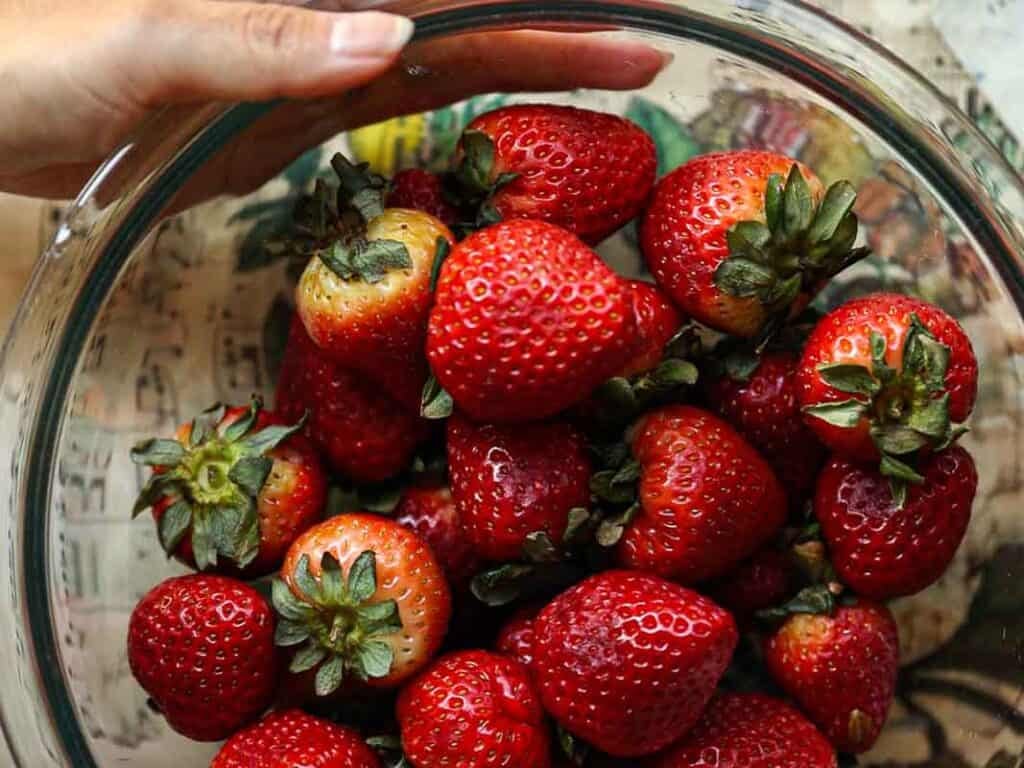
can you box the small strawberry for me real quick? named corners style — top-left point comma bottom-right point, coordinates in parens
top-left (394, 484), bottom-right (481, 590)
top-left (276, 318), bottom-right (428, 483)
top-left (451, 104), bottom-right (656, 244)
top-left (398, 650), bottom-right (551, 768)
top-left (447, 413), bottom-right (591, 561)
top-left (796, 293), bottom-right (977, 503)
top-left (641, 150), bottom-right (867, 337)
top-left (620, 279), bottom-right (686, 378)
top-left (763, 598), bottom-right (899, 753)
top-left (127, 574), bottom-right (277, 741)
top-left (710, 548), bottom-right (797, 626)
top-left (130, 398), bottom-right (324, 577)
top-left (531, 570), bottom-right (737, 757)
top-left (212, 709), bottom-right (380, 768)
top-left (815, 445), bottom-right (977, 599)
top-left (426, 219), bottom-right (637, 422)
top-left (651, 693), bottom-right (837, 768)
top-left (495, 604), bottom-right (539, 668)
top-left (387, 168), bottom-right (459, 226)
top-left (273, 513), bottom-right (451, 697)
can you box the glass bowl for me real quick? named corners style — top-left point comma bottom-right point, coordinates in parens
top-left (2, 1), bottom-right (1024, 765)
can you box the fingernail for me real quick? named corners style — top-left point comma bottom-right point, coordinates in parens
top-left (657, 50), bottom-right (675, 68)
top-left (331, 13), bottom-right (415, 57)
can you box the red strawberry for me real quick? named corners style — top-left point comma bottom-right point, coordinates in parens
top-left (710, 548), bottom-right (797, 625)
top-left (387, 168), bottom-right (459, 226)
top-left (815, 445), bottom-right (977, 599)
top-left (398, 650), bottom-right (551, 768)
top-left (651, 693), bottom-right (837, 768)
top-left (495, 605), bottom-right (539, 668)
top-left (763, 599), bottom-right (899, 753)
top-left (427, 219), bottom-right (637, 422)
top-left (453, 104), bottom-right (656, 244)
top-left (131, 399), bottom-right (325, 577)
top-left (620, 279), bottom-right (686, 378)
top-left (615, 405), bottom-right (787, 584)
top-left (212, 709), bottom-right (380, 768)
top-left (447, 413), bottom-right (591, 561)
top-left (273, 513), bottom-right (451, 697)
top-left (531, 570), bottom-right (737, 757)
top-left (127, 574), bottom-right (277, 741)
top-left (394, 484), bottom-right (481, 590)
top-left (641, 150), bottom-right (867, 337)
top-left (276, 318), bottom-right (427, 483)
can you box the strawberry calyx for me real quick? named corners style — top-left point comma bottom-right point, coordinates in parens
top-left (754, 583), bottom-right (840, 624)
top-left (469, 530), bottom-right (588, 607)
top-left (130, 398), bottom-right (305, 571)
top-left (272, 550), bottom-right (404, 697)
top-left (366, 734), bottom-right (412, 768)
top-left (445, 129), bottom-right (520, 229)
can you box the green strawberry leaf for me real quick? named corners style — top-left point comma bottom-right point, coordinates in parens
top-left (294, 554), bottom-right (321, 603)
top-left (190, 512), bottom-right (218, 571)
top-left (562, 508), bottom-right (595, 549)
top-left (274, 619), bottom-right (311, 647)
top-left (228, 456), bottom-right (273, 498)
top-left (558, 725), bottom-right (591, 767)
top-left (272, 578), bottom-right (316, 623)
top-left (872, 425), bottom-right (930, 456)
top-left (802, 399), bottom-right (868, 428)
top-left (817, 363), bottom-right (880, 396)
top-left (130, 439), bottom-right (186, 468)
top-left (429, 237), bottom-right (451, 293)
top-left (157, 500), bottom-right (192, 554)
top-left (879, 453), bottom-right (924, 484)
top-left (726, 221), bottom-right (772, 263)
top-left (290, 641), bottom-right (328, 673)
top-left (522, 531), bottom-right (562, 564)
top-left (764, 173), bottom-right (784, 232)
top-left (470, 564), bottom-right (536, 607)
top-left (907, 393), bottom-right (951, 439)
top-left (354, 640), bottom-right (394, 680)
top-left (651, 358), bottom-right (699, 388)
top-left (319, 553), bottom-right (347, 606)
top-left (348, 550), bottom-right (378, 603)
top-left (781, 165), bottom-right (814, 240)
top-left (314, 654), bottom-right (346, 696)
top-left (756, 584), bottom-right (836, 624)
top-left (595, 503), bottom-right (640, 547)
top-left (807, 181), bottom-right (857, 245)
top-left (420, 375), bottom-right (454, 419)
top-left (222, 399), bottom-right (261, 442)
top-left (132, 473), bottom-right (180, 518)
top-left (359, 600), bottom-right (403, 636)
top-left (714, 257), bottom-right (776, 298)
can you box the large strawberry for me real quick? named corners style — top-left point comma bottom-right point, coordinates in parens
top-left (763, 599), bottom-right (899, 753)
top-left (447, 413), bottom-right (591, 561)
top-left (276, 318), bottom-right (427, 483)
top-left (641, 150), bottom-right (868, 337)
top-left (131, 398), bottom-right (325, 577)
top-left (531, 570), bottom-right (737, 757)
top-left (796, 293), bottom-right (977, 503)
top-left (398, 650), bottom-right (551, 768)
top-left (651, 693), bottom-right (837, 768)
top-left (212, 709), bottom-right (380, 768)
top-left (427, 219), bottom-right (636, 422)
top-left (394, 484), bottom-right (481, 590)
top-left (127, 574), bottom-right (277, 741)
top-left (815, 445), bottom-right (977, 599)
top-left (620, 279), bottom-right (686, 378)
top-left (272, 514), bottom-right (451, 697)
top-left (387, 168), bottom-right (459, 227)
top-left (451, 104), bottom-right (657, 244)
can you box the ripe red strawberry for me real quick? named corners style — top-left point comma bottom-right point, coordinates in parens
top-left (815, 445), bottom-right (977, 599)
top-left (495, 605), bottom-right (539, 668)
top-left (651, 693), bottom-right (837, 768)
top-left (398, 650), bottom-right (550, 768)
top-left (710, 548), bottom-right (797, 626)
top-left (131, 398), bottom-right (325, 577)
top-left (641, 150), bottom-right (867, 337)
top-left (427, 219), bottom-right (637, 422)
top-left (447, 413), bottom-right (591, 561)
top-left (763, 599), bottom-right (899, 753)
top-left (616, 405), bottom-right (787, 584)
top-left (276, 318), bottom-right (427, 483)
top-left (387, 168), bottom-right (459, 226)
top-left (212, 709), bottom-right (380, 768)
top-left (274, 513), bottom-right (452, 697)
top-left (531, 570), bottom-right (737, 757)
top-left (620, 279), bottom-right (686, 378)
top-left (127, 574), bottom-right (277, 741)
top-left (394, 484), bottom-right (481, 590)
top-left (452, 104), bottom-right (657, 244)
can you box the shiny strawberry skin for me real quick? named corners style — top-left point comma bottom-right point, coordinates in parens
top-left (427, 219), bottom-right (637, 423)
top-left (447, 413), bottom-right (591, 561)
top-left (620, 279), bottom-right (685, 378)
top-left (796, 293), bottom-right (978, 459)
top-left (531, 570), bottom-right (737, 757)
top-left (394, 485), bottom-right (481, 590)
top-left (763, 599), bottom-right (899, 753)
top-left (640, 151), bottom-right (823, 337)
top-left (618, 405), bottom-right (788, 584)
top-left (127, 574), bottom-right (277, 741)
top-left (710, 548), bottom-right (796, 626)
top-left (212, 709), bottom-right (380, 768)
top-left (465, 104), bottom-right (656, 244)
top-left (495, 605), bottom-right (539, 668)
top-left (398, 650), bottom-right (551, 768)
top-left (387, 169), bottom-right (459, 226)
top-left (705, 351), bottom-right (826, 510)
top-left (276, 318), bottom-right (427, 483)
top-left (815, 446), bottom-right (977, 599)
top-left (651, 693), bottom-right (837, 768)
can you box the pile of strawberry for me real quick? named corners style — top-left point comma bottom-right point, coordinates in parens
top-left (127, 104), bottom-right (979, 768)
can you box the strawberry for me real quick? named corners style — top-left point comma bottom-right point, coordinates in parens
top-left (398, 650), bottom-right (550, 768)
top-left (212, 709), bottom-right (380, 768)
top-left (495, 605), bottom-right (539, 668)
top-left (127, 574), bottom-right (277, 741)
top-left (272, 513), bottom-right (451, 697)
top-left (531, 570), bottom-right (737, 757)
top-left (387, 168), bottom-right (459, 226)
top-left (276, 317), bottom-right (427, 483)
top-left (293, 154), bottom-right (454, 409)
top-left (130, 398), bottom-right (325, 577)
top-left (394, 484), bottom-right (481, 590)
top-left (620, 279), bottom-right (686, 378)
top-left (815, 445), bottom-right (977, 599)
top-left (640, 150), bottom-right (867, 337)
top-left (447, 413), bottom-right (591, 561)
top-left (710, 548), bottom-right (797, 626)
top-left (651, 693), bottom-right (837, 768)
top-left (763, 599), bottom-right (899, 753)
top-left (796, 293), bottom-right (977, 503)
top-left (451, 104), bottom-right (656, 244)
top-left (426, 219), bottom-right (637, 422)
